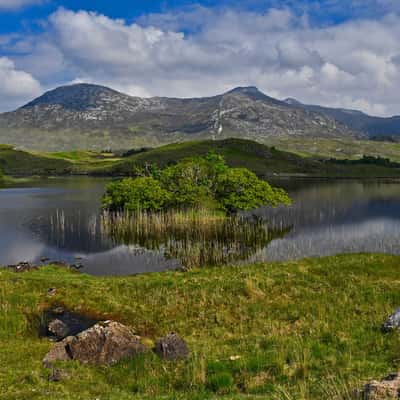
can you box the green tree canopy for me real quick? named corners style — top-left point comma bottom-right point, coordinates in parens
top-left (216, 168), bottom-right (291, 212)
top-left (103, 153), bottom-right (291, 213)
top-left (103, 177), bottom-right (171, 211)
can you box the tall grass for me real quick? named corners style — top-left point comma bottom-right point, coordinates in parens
top-left (101, 209), bottom-right (289, 268)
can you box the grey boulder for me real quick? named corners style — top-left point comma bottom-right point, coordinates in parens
top-left (383, 308), bottom-right (400, 332)
top-left (43, 321), bottom-right (147, 367)
top-left (362, 373), bottom-right (400, 399)
top-left (155, 333), bottom-right (189, 361)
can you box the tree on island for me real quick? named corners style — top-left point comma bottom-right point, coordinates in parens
top-left (102, 153), bottom-right (291, 213)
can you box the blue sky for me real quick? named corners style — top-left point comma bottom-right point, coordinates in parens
top-left (0, 0), bottom-right (399, 115)
top-left (0, 0), bottom-right (396, 33)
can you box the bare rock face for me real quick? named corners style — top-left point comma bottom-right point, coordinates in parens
top-left (154, 333), bottom-right (189, 361)
top-left (43, 321), bottom-right (147, 367)
top-left (362, 373), bottom-right (400, 399)
top-left (383, 308), bottom-right (400, 332)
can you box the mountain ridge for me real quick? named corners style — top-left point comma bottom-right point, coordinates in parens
top-left (0, 83), bottom-right (367, 151)
top-left (284, 98), bottom-right (400, 138)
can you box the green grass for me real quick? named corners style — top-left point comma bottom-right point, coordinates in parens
top-left (1, 254), bottom-right (400, 399)
top-left (102, 138), bottom-right (400, 178)
top-left (0, 146), bottom-right (73, 176)
top-left (2, 138), bottom-right (400, 178)
top-left (268, 136), bottom-right (400, 163)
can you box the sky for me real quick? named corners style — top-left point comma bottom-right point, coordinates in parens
top-left (0, 0), bottom-right (400, 116)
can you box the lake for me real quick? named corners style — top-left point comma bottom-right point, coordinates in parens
top-left (0, 177), bottom-right (399, 275)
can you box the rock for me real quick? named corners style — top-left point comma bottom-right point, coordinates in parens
top-left (43, 337), bottom-right (73, 367)
top-left (383, 308), bottom-right (400, 332)
top-left (43, 321), bottom-right (146, 367)
top-left (154, 333), bottom-right (189, 361)
top-left (8, 262), bottom-right (38, 273)
top-left (7, 261), bottom-right (81, 273)
top-left (362, 373), bottom-right (400, 399)
top-left (42, 309), bottom-right (97, 340)
top-left (51, 307), bottom-right (65, 316)
top-left (48, 319), bottom-right (70, 340)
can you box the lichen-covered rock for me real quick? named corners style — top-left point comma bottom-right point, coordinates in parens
top-left (43, 337), bottom-right (74, 367)
top-left (48, 319), bottom-right (70, 340)
top-left (362, 373), bottom-right (400, 399)
top-left (155, 333), bottom-right (189, 361)
top-left (43, 321), bottom-right (146, 367)
top-left (383, 308), bottom-right (400, 332)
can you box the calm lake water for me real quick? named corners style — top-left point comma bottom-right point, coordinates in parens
top-left (0, 177), bottom-right (399, 275)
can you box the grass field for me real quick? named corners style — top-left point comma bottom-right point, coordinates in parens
top-left (1, 254), bottom-right (400, 399)
top-left (1, 139), bottom-right (400, 178)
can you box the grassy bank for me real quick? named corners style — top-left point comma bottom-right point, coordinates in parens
top-left (1, 254), bottom-right (400, 399)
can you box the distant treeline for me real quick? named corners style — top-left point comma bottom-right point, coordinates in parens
top-left (326, 155), bottom-right (400, 168)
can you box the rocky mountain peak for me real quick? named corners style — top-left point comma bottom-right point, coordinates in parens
top-left (21, 83), bottom-right (128, 112)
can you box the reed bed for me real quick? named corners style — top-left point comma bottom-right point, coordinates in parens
top-left (101, 209), bottom-right (288, 268)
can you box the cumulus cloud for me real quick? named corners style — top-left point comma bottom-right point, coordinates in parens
top-left (0, 57), bottom-right (41, 111)
top-left (2, 6), bottom-right (400, 116)
top-left (0, 0), bottom-right (44, 10)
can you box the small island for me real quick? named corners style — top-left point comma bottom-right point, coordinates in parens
top-left (102, 153), bottom-right (291, 213)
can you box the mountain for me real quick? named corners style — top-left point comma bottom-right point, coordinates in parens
top-left (0, 83), bottom-right (358, 151)
top-left (284, 98), bottom-right (400, 139)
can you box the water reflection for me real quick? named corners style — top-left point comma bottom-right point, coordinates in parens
top-left (100, 211), bottom-right (290, 268)
top-left (0, 178), bottom-right (399, 275)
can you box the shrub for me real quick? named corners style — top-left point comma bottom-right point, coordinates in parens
top-left (102, 177), bottom-right (171, 211)
top-left (216, 168), bottom-right (291, 212)
top-left (103, 154), bottom-right (291, 213)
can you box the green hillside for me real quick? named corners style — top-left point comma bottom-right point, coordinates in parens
top-left (101, 138), bottom-right (400, 178)
top-left (0, 144), bottom-right (72, 176)
top-left (1, 139), bottom-right (400, 178)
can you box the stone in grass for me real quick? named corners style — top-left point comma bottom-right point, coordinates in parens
top-left (43, 321), bottom-right (147, 367)
top-left (43, 337), bottom-right (74, 368)
top-left (48, 319), bottom-right (70, 340)
top-left (154, 333), bottom-right (189, 361)
top-left (383, 308), bottom-right (400, 332)
top-left (362, 373), bottom-right (400, 399)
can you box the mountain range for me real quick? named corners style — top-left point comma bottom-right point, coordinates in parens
top-left (285, 98), bottom-right (400, 141)
top-left (0, 83), bottom-right (398, 151)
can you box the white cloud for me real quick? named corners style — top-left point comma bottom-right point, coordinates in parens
top-left (2, 6), bottom-right (400, 116)
top-left (0, 0), bottom-right (44, 10)
top-left (0, 57), bottom-right (41, 111)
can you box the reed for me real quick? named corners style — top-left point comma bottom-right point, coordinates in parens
top-left (101, 209), bottom-right (288, 268)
